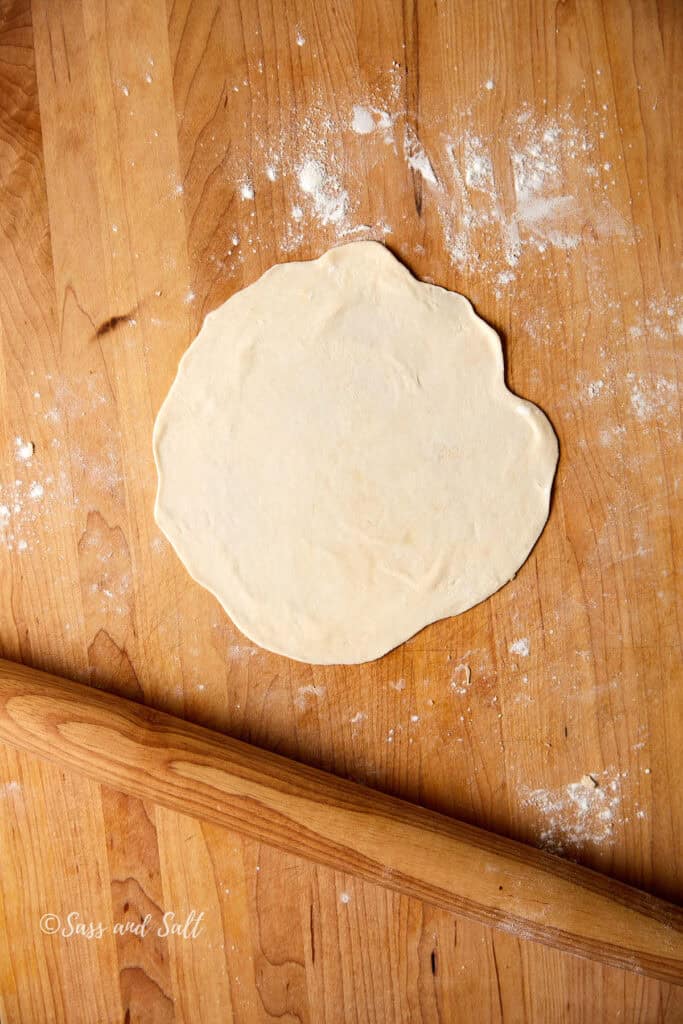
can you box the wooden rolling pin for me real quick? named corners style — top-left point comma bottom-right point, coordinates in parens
top-left (0, 657), bottom-right (680, 984)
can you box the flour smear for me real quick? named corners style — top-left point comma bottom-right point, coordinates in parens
top-left (520, 770), bottom-right (648, 854)
top-left (224, 74), bottom-right (636, 296)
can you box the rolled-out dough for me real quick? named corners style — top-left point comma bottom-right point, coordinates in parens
top-left (154, 242), bottom-right (558, 664)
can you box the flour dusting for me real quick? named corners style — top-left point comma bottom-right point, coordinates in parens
top-left (297, 158), bottom-right (349, 227)
top-left (15, 438), bottom-right (34, 461)
top-left (628, 373), bottom-right (677, 423)
top-left (509, 637), bottom-right (530, 658)
top-left (295, 683), bottom-right (327, 710)
top-left (0, 474), bottom-right (49, 553)
top-left (351, 105), bottom-right (375, 135)
top-left (519, 771), bottom-right (638, 853)
top-left (404, 128), bottom-right (439, 186)
top-left (219, 70), bottom-right (635, 293)
top-left (0, 780), bottom-right (22, 798)
top-left (450, 663), bottom-right (472, 694)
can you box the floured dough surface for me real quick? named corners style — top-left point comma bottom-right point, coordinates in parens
top-left (154, 242), bottom-right (558, 664)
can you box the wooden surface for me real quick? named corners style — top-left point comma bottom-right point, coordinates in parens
top-left (0, 0), bottom-right (680, 1021)
top-left (2, 659), bottom-right (681, 985)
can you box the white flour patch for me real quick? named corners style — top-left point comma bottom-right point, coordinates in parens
top-left (515, 195), bottom-right (582, 252)
top-left (635, 295), bottom-right (683, 340)
top-left (450, 663), bottom-right (472, 694)
top-left (509, 637), bottom-right (530, 657)
top-left (351, 105), bottom-right (375, 135)
top-left (520, 771), bottom-right (631, 853)
top-left (229, 643), bottom-right (258, 659)
top-left (15, 438), bottom-right (34, 461)
top-left (433, 107), bottom-right (629, 274)
top-left (404, 128), bottom-right (439, 185)
top-left (628, 373), bottom-right (677, 423)
top-left (0, 780), bottom-right (22, 797)
top-left (585, 379), bottom-right (606, 400)
top-left (350, 105), bottom-right (397, 145)
top-left (297, 158), bottom-right (349, 227)
top-left (295, 683), bottom-right (327, 710)
top-left (464, 135), bottom-right (493, 191)
top-left (374, 109), bottom-right (397, 144)
top-left (0, 472), bottom-right (51, 553)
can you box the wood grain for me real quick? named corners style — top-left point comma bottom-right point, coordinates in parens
top-left (0, 0), bottom-right (681, 1019)
top-left (1, 657), bottom-right (681, 985)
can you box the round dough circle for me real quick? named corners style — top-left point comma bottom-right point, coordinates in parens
top-left (154, 242), bottom-right (558, 664)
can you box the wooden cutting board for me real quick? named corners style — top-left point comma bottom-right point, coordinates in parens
top-left (0, 1), bottom-right (680, 1021)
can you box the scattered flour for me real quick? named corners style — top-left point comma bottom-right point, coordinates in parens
top-left (229, 643), bottom-right (258, 659)
top-left (585, 379), bottom-right (605, 400)
top-left (628, 373), bottom-right (677, 423)
top-left (15, 438), bottom-right (34, 461)
top-left (0, 473), bottom-right (49, 553)
top-left (432, 105), bottom-right (629, 273)
top-left (0, 780), bottom-right (22, 797)
top-left (520, 771), bottom-right (634, 853)
top-left (297, 158), bottom-right (348, 227)
top-left (509, 637), bottom-right (530, 658)
top-left (131, 74), bottom-right (637, 295)
top-left (1, 373), bottom-right (141, 556)
top-left (351, 105), bottom-right (375, 135)
top-left (450, 663), bottom-right (472, 694)
top-left (295, 683), bottom-right (327, 710)
top-left (404, 128), bottom-right (439, 185)
top-left (464, 135), bottom-right (493, 191)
